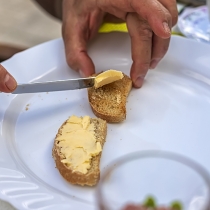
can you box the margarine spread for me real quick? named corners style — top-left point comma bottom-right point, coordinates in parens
top-left (94, 69), bottom-right (124, 89)
top-left (56, 115), bottom-right (102, 174)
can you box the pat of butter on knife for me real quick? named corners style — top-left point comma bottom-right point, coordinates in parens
top-left (94, 69), bottom-right (124, 89)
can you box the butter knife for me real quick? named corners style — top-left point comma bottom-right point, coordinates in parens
top-left (11, 77), bottom-right (95, 94)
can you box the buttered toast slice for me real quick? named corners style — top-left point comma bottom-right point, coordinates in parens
top-left (88, 73), bottom-right (132, 123)
top-left (52, 115), bottom-right (107, 186)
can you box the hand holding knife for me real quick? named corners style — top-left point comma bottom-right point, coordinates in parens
top-left (0, 64), bottom-right (95, 94)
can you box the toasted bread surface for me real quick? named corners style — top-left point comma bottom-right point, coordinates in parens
top-left (52, 117), bottom-right (107, 186)
top-left (88, 74), bottom-right (132, 122)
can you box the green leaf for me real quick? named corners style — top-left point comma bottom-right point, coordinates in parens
top-left (171, 201), bottom-right (182, 210)
top-left (143, 196), bottom-right (156, 209)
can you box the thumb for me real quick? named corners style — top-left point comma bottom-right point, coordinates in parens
top-left (0, 64), bottom-right (17, 93)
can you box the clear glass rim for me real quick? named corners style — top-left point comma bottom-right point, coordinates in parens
top-left (96, 150), bottom-right (210, 210)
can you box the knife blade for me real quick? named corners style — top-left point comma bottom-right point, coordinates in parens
top-left (11, 77), bottom-right (95, 94)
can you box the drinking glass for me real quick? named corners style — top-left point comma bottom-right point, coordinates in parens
top-left (96, 151), bottom-right (210, 210)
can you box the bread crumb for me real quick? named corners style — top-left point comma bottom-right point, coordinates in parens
top-left (25, 104), bottom-right (30, 111)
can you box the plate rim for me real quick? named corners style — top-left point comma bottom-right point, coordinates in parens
top-left (1, 34), bottom-right (210, 210)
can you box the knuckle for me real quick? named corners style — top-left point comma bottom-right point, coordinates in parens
top-left (139, 27), bottom-right (153, 39)
top-left (130, 23), bottom-right (153, 41)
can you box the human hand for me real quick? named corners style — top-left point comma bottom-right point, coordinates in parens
top-left (62, 0), bottom-right (178, 88)
top-left (0, 64), bottom-right (17, 93)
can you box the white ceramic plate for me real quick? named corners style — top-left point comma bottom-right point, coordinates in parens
top-left (1, 33), bottom-right (210, 210)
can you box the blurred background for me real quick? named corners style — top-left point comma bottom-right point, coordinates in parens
top-left (0, 0), bottom-right (61, 62)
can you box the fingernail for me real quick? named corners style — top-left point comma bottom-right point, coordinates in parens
top-left (134, 75), bottom-right (145, 88)
top-left (150, 59), bottom-right (160, 69)
top-left (4, 74), bottom-right (17, 90)
top-left (163, 22), bottom-right (171, 35)
top-left (79, 70), bottom-right (86, 77)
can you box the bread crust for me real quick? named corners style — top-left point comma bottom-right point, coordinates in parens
top-left (52, 118), bottom-right (107, 186)
top-left (88, 74), bottom-right (132, 123)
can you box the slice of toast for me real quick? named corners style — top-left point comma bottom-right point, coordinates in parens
top-left (88, 73), bottom-right (132, 123)
top-left (52, 116), bottom-right (107, 186)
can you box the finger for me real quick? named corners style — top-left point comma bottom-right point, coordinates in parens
top-left (150, 35), bottom-right (170, 69)
top-left (0, 64), bottom-right (17, 93)
top-left (62, 15), bottom-right (95, 77)
top-left (126, 13), bottom-right (152, 88)
top-left (62, 3), bottom-right (104, 77)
